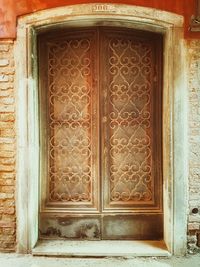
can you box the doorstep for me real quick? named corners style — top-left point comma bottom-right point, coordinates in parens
top-left (32, 240), bottom-right (171, 257)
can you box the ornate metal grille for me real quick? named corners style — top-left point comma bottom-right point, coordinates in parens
top-left (108, 38), bottom-right (153, 202)
top-left (101, 30), bottom-right (162, 209)
top-left (44, 32), bottom-right (98, 205)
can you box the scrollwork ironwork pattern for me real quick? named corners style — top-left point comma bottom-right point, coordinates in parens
top-left (47, 37), bottom-right (93, 203)
top-left (106, 37), bottom-right (154, 203)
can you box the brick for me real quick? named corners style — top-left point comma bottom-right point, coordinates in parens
top-left (0, 150), bottom-right (15, 158)
top-left (0, 128), bottom-right (15, 138)
top-left (0, 97), bottom-right (14, 105)
top-left (0, 235), bottom-right (16, 242)
top-left (190, 187), bottom-right (200, 194)
top-left (0, 121), bottom-right (14, 128)
top-left (2, 228), bottom-right (15, 235)
top-left (0, 105), bottom-right (15, 112)
top-left (0, 39), bottom-right (15, 252)
top-left (0, 158), bottom-right (15, 165)
top-left (6, 207), bottom-right (15, 215)
top-left (0, 221), bottom-right (15, 228)
top-left (0, 206), bottom-right (15, 215)
top-left (0, 150), bottom-right (15, 159)
top-left (0, 164), bottom-right (15, 172)
top-left (0, 137), bottom-right (15, 144)
top-left (0, 75), bottom-right (9, 82)
top-left (0, 243), bottom-right (15, 251)
top-left (0, 193), bottom-right (14, 200)
top-left (197, 233), bottom-right (200, 247)
top-left (0, 200), bottom-right (15, 208)
top-left (0, 89), bottom-right (14, 98)
top-left (9, 75), bottom-right (14, 83)
top-left (187, 234), bottom-right (197, 244)
top-left (0, 87), bottom-right (14, 94)
top-left (188, 223), bottom-right (200, 231)
top-left (0, 82), bottom-right (14, 90)
top-left (189, 215), bottom-right (200, 223)
top-left (0, 59), bottom-right (9, 67)
top-left (188, 40), bottom-right (200, 253)
top-left (0, 114), bottom-right (15, 122)
top-left (2, 214), bottom-right (15, 221)
top-left (0, 173), bottom-right (15, 179)
top-left (0, 45), bottom-right (9, 52)
top-left (0, 150), bottom-right (15, 157)
top-left (0, 185), bottom-right (15, 193)
top-left (0, 179), bottom-right (15, 186)
top-left (3, 200), bottom-right (15, 207)
top-left (0, 69), bottom-right (15, 76)
top-left (189, 193), bottom-right (200, 201)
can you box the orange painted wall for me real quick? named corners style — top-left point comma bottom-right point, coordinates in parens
top-left (0, 0), bottom-right (198, 39)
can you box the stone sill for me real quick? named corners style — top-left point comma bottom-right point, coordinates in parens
top-left (32, 240), bottom-right (170, 257)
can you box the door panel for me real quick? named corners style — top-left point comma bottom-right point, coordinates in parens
top-left (39, 213), bottom-right (163, 240)
top-left (40, 214), bottom-right (101, 240)
top-left (38, 27), bottom-right (163, 240)
top-left (102, 214), bottom-right (163, 240)
top-left (101, 29), bottom-right (162, 212)
top-left (39, 30), bottom-right (100, 212)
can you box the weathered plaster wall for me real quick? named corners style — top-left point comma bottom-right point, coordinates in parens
top-left (0, 0), bottom-right (198, 39)
top-left (0, 41), bottom-right (16, 251)
top-left (187, 39), bottom-right (200, 253)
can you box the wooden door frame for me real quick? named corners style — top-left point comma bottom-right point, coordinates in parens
top-left (15, 3), bottom-right (188, 255)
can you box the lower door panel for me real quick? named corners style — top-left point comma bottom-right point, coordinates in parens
top-left (39, 213), bottom-right (163, 240)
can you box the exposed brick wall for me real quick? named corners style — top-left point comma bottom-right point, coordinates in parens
top-left (0, 41), bottom-right (16, 251)
top-left (187, 39), bottom-right (200, 254)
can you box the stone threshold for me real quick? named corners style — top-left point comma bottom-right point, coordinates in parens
top-left (32, 240), bottom-right (170, 257)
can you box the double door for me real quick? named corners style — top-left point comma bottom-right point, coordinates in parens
top-left (38, 27), bottom-right (163, 240)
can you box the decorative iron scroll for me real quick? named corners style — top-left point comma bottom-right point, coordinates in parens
top-left (47, 36), bottom-right (94, 203)
top-left (104, 35), bottom-right (154, 203)
top-left (40, 28), bottom-right (162, 212)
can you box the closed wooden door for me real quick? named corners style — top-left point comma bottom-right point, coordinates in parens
top-left (38, 27), bottom-right (163, 240)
